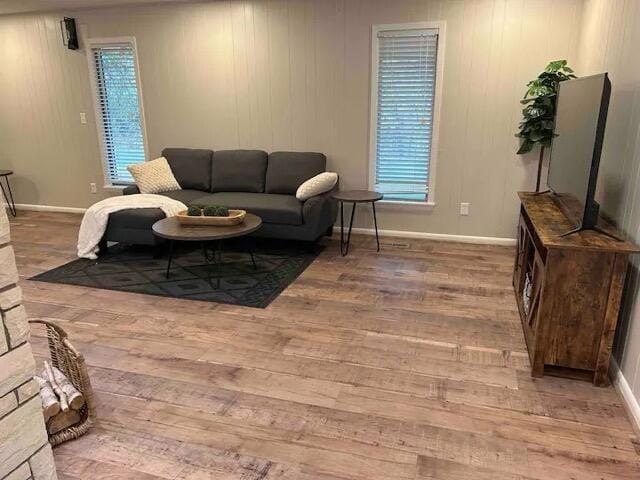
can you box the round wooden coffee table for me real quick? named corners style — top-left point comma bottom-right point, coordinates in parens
top-left (152, 213), bottom-right (262, 283)
top-left (331, 190), bottom-right (383, 256)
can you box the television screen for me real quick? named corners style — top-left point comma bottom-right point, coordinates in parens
top-left (547, 73), bottom-right (610, 229)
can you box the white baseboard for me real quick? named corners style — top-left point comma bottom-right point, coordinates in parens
top-left (611, 357), bottom-right (640, 433)
top-left (13, 203), bottom-right (516, 246)
top-left (333, 226), bottom-right (516, 246)
top-left (14, 203), bottom-right (87, 214)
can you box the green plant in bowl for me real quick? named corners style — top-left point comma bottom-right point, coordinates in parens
top-left (187, 206), bottom-right (202, 216)
top-left (202, 206), bottom-right (218, 217)
top-left (202, 205), bottom-right (231, 217)
top-left (216, 206), bottom-right (229, 217)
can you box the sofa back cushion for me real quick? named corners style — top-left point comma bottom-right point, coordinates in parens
top-left (211, 150), bottom-right (268, 193)
top-left (162, 148), bottom-right (213, 191)
top-left (265, 152), bottom-right (326, 195)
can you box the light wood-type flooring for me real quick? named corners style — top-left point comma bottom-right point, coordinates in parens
top-left (10, 211), bottom-right (640, 479)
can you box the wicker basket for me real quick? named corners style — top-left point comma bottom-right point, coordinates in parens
top-left (175, 209), bottom-right (246, 226)
top-left (29, 319), bottom-right (96, 446)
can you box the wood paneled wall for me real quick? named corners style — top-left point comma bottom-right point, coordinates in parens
top-left (576, 0), bottom-right (640, 418)
top-left (0, 0), bottom-right (583, 237)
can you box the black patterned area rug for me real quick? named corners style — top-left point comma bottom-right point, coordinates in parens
top-left (30, 240), bottom-right (322, 308)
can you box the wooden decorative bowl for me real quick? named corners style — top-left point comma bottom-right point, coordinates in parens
top-left (175, 209), bottom-right (246, 226)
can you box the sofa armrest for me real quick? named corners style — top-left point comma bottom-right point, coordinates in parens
top-left (302, 183), bottom-right (339, 223)
top-left (123, 185), bottom-right (140, 195)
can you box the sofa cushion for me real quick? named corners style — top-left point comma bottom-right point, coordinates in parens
top-left (265, 152), bottom-right (326, 195)
top-left (159, 189), bottom-right (205, 205)
top-left (162, 148), bottom-right (213, 191)
top-left (191, 192), bottom-right (303, 226)
top-left (211, 150), bottom-right (267, 193)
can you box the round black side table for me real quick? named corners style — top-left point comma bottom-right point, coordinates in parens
top-left (331, 190), bottom-right (383, 256)
top-left (0, 170), bottom-right (16, 217)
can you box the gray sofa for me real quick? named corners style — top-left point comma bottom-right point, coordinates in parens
top-left (102, 148), bottom-right (338, 246)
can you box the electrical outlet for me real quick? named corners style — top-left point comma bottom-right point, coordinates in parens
top-left (79, 112), bottom-right (87, 124)
top-left (90, 182), bottom-right (97, 194)
top-left (460, 202), bottom-right (470, 216)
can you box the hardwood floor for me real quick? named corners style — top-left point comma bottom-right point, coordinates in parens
top-left (10, 211), bottom-right (640, 479)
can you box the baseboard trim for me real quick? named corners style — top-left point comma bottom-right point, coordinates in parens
top-left (14, 203), bottom-right (87, 214)
top-left (611, 357), bottom-right (640, 434)
top-left (14, 204), bottom-right (516, 246)
top-left (333, 226), bottom-right (516, 246)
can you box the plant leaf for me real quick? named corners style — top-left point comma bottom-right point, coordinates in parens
top-left (517, 140), bottom-right (534, 154)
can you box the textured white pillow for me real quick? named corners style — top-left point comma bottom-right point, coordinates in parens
top-left (296, 172), bottom-right (338, 201)
top-left (127, 157), bottom-right (181, 194)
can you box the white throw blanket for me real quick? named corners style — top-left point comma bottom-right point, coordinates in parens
top-left (77, 194), bottom-right (187, 259)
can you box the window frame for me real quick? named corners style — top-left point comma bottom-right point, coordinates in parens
top-left (368, 21), bottom-right (446, 207)
top-left (86, 36), bottom-right (149, 188)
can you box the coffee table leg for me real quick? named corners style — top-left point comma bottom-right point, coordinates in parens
top-left (215, 241), bottom-right (221, 288)
top-left (165, 240), bottom-right (174, 278)
top-left (372, 201), bottom-right (380, 252)
top-left (244, 237), bottom-right (257, 270)
top-left (201, 241), bottom-right (221, 289)
top-left (213, 240), bottom-right (222, 289)
top-left (0, 176), bottom-right (16, 217)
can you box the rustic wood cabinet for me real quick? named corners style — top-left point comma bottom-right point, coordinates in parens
top-left (513, 192), bottom-right (639, 386)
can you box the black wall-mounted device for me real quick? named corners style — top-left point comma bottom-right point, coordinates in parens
top-left (60, 17), bottom-right (79, 50)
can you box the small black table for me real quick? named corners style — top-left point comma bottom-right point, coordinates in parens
top-left (0, 170), bottom-right (16, 217)
top-left (332, 190), bottom-right (383, 256)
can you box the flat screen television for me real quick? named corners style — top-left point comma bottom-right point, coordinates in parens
top-left (547, 73), bottom-right (611, 236)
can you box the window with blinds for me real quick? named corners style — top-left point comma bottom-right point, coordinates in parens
top-left (90, 41), bottom-right (146, 184)
top-left (373, 27), bottom-right (440, 202)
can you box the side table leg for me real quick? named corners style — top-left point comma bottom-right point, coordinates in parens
top-left (340, 201), bottom-right (344, 252)
top-left (372, 201), bottom-right (380, 252)
top-left (341, 202), bottom-right (356, 256)
top-left (0, 176), bottom-right (16, 217)
top-left (165, 240), bottom-right (174, 279)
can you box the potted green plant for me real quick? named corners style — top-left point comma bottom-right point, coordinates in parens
top-left (515, 60), bottom-right (576, 191)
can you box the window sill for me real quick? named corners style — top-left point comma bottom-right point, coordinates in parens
top-left (378, 200), bottom-right (436, 210)
top-left (103, 184), bottom-right (129, 191)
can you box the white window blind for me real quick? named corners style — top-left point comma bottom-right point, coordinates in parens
top-left (374, 28), bottom-right (439, 201)
top-left (91, 42), bottom-right (146, 184)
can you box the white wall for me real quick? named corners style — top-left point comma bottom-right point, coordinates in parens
top-left (575, 0), bottom-right (640, 420)
top-left (0, 0), bottom-right (584, 238)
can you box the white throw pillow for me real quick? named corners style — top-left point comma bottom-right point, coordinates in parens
top-left (127, 157), bottom-right (181, 194)
top-left (296, 172), bottom-right (338, 201)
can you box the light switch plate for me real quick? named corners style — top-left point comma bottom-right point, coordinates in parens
top-left (460, 202), bottom-right (470, 216)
